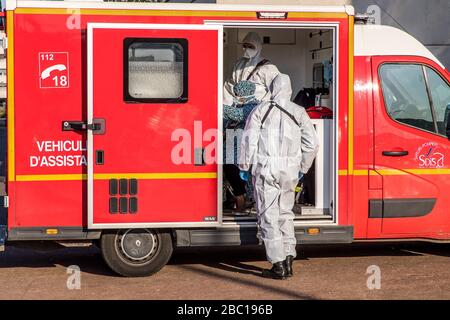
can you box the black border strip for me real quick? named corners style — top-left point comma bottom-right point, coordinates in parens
top-left (123, 37), bottom-right (188, 104)
top-left (369, 198), bottom-right (436, 218)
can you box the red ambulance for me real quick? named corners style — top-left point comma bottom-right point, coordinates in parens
top-left (0, 1), bottom-right (449, 277)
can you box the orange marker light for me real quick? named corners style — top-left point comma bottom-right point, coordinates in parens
top-left (307, 228), bottom-right (320, 235)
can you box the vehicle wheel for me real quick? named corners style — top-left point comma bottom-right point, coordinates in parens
top-left (100, 229), bottom-right (173, 277)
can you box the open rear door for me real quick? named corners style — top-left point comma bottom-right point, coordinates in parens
top-left (87, 23), bottom-right (223, 229)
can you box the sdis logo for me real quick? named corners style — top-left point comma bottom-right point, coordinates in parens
top-left (415, 142), bottom-right (445, 168)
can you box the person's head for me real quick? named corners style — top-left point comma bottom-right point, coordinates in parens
top-left (242, 32), bottom-right (262, 60)
top-left (271, 73), bottom-right (293, 106)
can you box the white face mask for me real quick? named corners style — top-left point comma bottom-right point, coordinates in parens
top-left (243, 47), bottom-right (258, 59)
top-left (234, 94), bottom-right (256, 105)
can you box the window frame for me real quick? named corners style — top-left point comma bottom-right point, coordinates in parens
top-left (378, 62), bottom-right (450, 139)
top-left (423, 65), bottom-right (450, 136)
top-left (123, 37), bottom-right (189, 104)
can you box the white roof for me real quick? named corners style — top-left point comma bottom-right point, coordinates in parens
top-left (8, 0), bottom-right (354, 15)
top-left (354, 24), bottom-right (444, 69)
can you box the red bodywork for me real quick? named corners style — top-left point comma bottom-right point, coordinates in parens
top-left (5, 6), bottom-right (450, 241)
top-left (7, 9), bottom-right (350, 230)
top-left (352, 55), bottom-right (450, 240)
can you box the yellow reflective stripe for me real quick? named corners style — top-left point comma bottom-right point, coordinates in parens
top-left (16, 8), bottom-right (253, 17)
top-left (16, 174), bottom-right (86, 181)
top-left (374, 169), bottom-right (407, 176)
top-left (338, 169), bottom-right (450, 176)
top-left (400, 168), bottom-right (450, 175)
top-left (17, 169), bottom-right (450, 181)
top-left (7, 11), bottom-right (15, 182)
top-left (16, 172), bottom-right (217, 182)
top-left (285, 12), bottom-right (347, 18)
top-left (15, 8), bottom-right (347, 19)
top-left (347, 15), bottom-right (354, 175)
top-left (94, 172), bottom-right (217, 180)
top-left (372, 169), bottom-right (450, 176)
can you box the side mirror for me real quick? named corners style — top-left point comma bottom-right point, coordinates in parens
top-left (446, 104), bottom-right (450, 139)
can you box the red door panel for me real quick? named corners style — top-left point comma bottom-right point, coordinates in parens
top-left (372, 56), bottom-right (450, 236)
top-left (88, 24), bottom-right (222, 227)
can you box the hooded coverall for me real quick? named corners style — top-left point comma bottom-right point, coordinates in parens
top-left (239, 74), bottom-right (319, 264)
top-left (223, 32), bottom-right (281, 107)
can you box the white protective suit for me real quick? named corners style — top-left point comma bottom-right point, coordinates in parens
top-left (223, 32), bottom-right (281, 106)
top-left (239, 74), bottom-right (319, 264)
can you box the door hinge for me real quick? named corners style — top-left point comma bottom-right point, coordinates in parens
top-left (2, 196), bottom-right (9, 208)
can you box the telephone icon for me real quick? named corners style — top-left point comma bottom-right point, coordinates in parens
top-left (41, 64), bottom-right (67, 80)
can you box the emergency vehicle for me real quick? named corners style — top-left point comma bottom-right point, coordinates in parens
top-left (0, 0), bottom-right (449, 277)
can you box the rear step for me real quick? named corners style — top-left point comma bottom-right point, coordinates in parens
top-left (223, 214), bottom-right (333, 222)
top-left (175, 225), bottom-right (353, 247)
top-left (223, 206), bottom-right (331, 222)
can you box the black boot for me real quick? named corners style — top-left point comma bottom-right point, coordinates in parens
top-left (262, 261), bottom-right (287, 280)
top-left (285, 255), bottom-right (294, 277)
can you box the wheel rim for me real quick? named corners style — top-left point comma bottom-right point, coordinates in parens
top-left (115, 229), bottom-right (159, 265)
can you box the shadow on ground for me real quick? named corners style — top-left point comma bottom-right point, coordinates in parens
top-left (0, 241), bottom-right (448, 279)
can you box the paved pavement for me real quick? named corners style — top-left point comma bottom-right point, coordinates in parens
top-left (0, 242), bottom-right (449, 300)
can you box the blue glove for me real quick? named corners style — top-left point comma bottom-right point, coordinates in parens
top-left (239, 170), bottom-right (250, 182)
top-left (298, 173), bottom-right (304, 181)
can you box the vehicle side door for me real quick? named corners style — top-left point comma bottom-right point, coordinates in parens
top-left (372, 56), bottom-right (450, 237)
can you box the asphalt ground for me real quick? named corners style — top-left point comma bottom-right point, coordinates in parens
top-left (0, 242), bottom-right (449, 300)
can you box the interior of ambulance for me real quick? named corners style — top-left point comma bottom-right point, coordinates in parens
top-left (221, 26), bottom-right (336, 223)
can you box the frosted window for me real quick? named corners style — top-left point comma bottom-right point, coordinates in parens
top-left (127, 41), bottom-right (185, 100)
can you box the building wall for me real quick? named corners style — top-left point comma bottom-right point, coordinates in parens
top-left (352, 0), bottom-right (449, 69)
top-left (217, 0), bottom-right (449, 69)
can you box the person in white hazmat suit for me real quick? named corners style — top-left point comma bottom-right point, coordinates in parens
top-left (239, 74), bottom-right (319, 280)
top-left (223, 31), bottom-right (281, 212)
top-left (223, 32), bottom-right (281, 107)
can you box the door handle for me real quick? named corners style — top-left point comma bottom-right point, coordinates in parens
top-left (382, 150), bottom-right (409, 157)
top-left (62, 118), bottom-right (105, 135)
top-left (62, 121), bottom-right (87, 131)
top-left (95, 150), bottom-right (104, 165)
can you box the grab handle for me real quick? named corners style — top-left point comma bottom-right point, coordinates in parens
top-left (382, 150), bottom-right (409, 157)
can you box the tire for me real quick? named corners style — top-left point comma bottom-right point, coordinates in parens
top-left (100, 229), bottom-right (173, 277)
